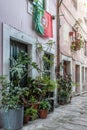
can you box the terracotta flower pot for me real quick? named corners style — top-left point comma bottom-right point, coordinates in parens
top-left (39, 110), bottom-right (48, 119)
top-left (24, 115), bottom-right (30, 124)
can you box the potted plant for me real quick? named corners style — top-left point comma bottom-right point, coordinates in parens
top-left (23, 107), bottom-right (38, 123)
top-left (28, 96), bottom-right (39, 110)
top-left (36, 75), bottom-right (56, 112)
top-left (58, 90), bottom-right (69, 105)
top-left (27, 77), bottom-right (42, 101)
top-left (25, 107), bottom-right (38, 121)
top-left (42, 76), bottom-right (56, 112)
top-left (39, 100), bottom-right (51, 119)
top-left (57, 74), bottom-right (73, 105)
top-left (0, 51), bottom-right (39, 130)
top-left (24, 108), bottom-right (30, 124)
top-left (0, 76), bottom-right (25, 130)
top-left (36, 75), bottom-right (56, 98)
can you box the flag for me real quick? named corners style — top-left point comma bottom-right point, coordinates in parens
top-left (42, 11), bottom-right (53, 38)
top-left (33, 3), bottom-right (53, 38)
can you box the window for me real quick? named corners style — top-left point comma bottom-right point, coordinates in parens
top-left (72, 0), bottom-right (77, 10)
top-left (43, 53), bottom-right (53, 77)
top-left (63, 61), bottom-right (70, 75)
top-left (10, 40), bottom-right (28, 87)
top-left (84, 10), bottom-right (87, 25)
top-left (10, 40), bottom-right (27, 59)
top-left (84, 41), bottom-right (87, 56)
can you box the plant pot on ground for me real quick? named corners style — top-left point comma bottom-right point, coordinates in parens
top-left (2, 106), bottom-right (24, 130)
top-left (24, 107), bottom-right (30, 124)
top-left (0, 76), bottom-right (25, 130)
top-left (24, 107), bottom-right (38, 122)
top-left (23, 107), bottom-right (38, 123)
top-left (39, 100), bottom-right (51, 119)
top-left (57, 74), bottom-right (74, 105)
top-left (58, 90), bottom-right (69, 105)
top-left (28, 96), bottom-right (39, 110)
top-left (48, 99), bottom-right (54, 112)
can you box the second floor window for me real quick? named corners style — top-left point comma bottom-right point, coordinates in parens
top-left (84, 41), bottom-right (87, 56)
top-left (72, 0), bottom-right (77, 10)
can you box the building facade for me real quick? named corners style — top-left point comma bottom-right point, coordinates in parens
top-left (0, 0), bottom-right (57, 126)
top-left (0, 0), bottom-right (57, 79)
top-left (0, 0), bottom-right (87, 116)
top-left (60, 0), bottom-right (87, 95)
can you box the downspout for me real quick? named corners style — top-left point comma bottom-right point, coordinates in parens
top-left (56, 0), bottom-right (63, 77)
top-left (55, 0), bottom-right (63, 108)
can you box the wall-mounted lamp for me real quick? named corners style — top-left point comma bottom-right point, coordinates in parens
top-left (52, 15), bottom-right (56, 20)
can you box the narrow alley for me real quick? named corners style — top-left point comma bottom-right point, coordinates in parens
top-left (20, 94), bottom-right (87, 130)
top-left (1, 0), bottom-right (87, 130)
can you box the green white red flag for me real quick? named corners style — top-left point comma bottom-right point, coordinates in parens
top-left (42, 11), bottom-right (53, 38)
top-left (33, 2), bottom-right (53, 38)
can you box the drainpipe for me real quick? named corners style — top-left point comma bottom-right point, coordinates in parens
top-left (55, 0), bottom-right (63, 108)
top-left (56, 0), bottom-right (63, 77)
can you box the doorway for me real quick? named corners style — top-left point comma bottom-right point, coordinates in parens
top-left (63, 60), bottom-right (71, 75)
top-left (75, 65), bottom-right (80, 94)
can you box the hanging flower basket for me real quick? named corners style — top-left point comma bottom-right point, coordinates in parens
top-left (71, 38), bottom-right (83, 51)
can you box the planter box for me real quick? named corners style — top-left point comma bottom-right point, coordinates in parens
top-left (2, 106), bottom-right (24, 130)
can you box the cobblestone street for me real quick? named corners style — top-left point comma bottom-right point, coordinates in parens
top-left (22, 93), bottom-right (87, 130)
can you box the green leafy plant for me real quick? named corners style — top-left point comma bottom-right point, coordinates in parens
top-left (36, 75), bottom-right (56, 91)
top-left (24, 107), bottom-right (38, 120)
top-left (57, 74), bottom-right (73, 95)
top-left (39, 100), bottom-right (51, 110)
top-left (57, 74), bottom-right (74, 104)
top-left (29, 96), bottom-right (37, 103)
top-left (71, 20), bottom-right (84, 51)
top-left (27, 77), bottom-right (42, 101)
top-left (10, 51), bottom-right (39, 87)
top-left (0, 51), bottom-right (40, 110)
top-left (58, 90), bottom-right (69, 97)
top-left (71, 38), bottom-right (83, 51)
top-left (0, 76), bottom-right (28, 110)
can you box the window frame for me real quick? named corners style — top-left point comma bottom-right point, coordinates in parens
top-left (84, 40), bottom-right (87, 57)
top-left (43, 52), bottom-right (54, 78)
top-left (72, 0), bottom-right (77, 10)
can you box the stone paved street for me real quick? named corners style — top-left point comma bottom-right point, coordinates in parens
top-left (22, 93), bottom-right (87, 130)
top-left (1, 94), bottom-right (87, 130)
